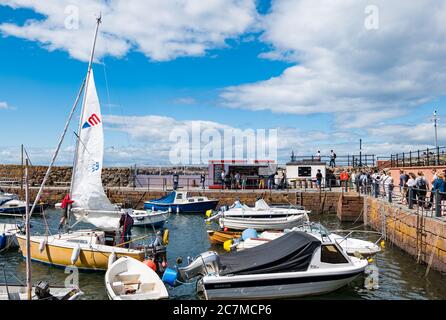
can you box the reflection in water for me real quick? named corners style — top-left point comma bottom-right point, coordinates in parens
top-left (0, 211), bottom-right (445, 300)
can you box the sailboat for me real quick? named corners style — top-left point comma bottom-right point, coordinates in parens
top-left (16, 16), bottom-right (168, 272)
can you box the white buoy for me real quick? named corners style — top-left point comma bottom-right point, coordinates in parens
top-left (71, 245), bottom-right (81, 265)
top-left (39, 238), bottom-right (47, 253)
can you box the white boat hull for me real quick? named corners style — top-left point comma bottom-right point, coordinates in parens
top-left (105, 256), bottom-right (169, 300)
top-left (203, 271), bottom-right (363, 300)
top-left (131, 210), bottom-right (170, 227)
top-left (219, 214), bottom-right (309, 231)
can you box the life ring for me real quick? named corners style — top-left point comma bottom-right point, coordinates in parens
top-left (163, 229), bottom-right (169, 246)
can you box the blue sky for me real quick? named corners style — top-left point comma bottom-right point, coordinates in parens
top-left (0, 1), bottom-right (445, 166)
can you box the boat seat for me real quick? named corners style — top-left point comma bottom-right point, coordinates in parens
top-left (138, 283), bottom-right (155, 293)
top-left (117, 273), bottom-right (140, 284)
top-left (112, 281), bottom-right (125, 295)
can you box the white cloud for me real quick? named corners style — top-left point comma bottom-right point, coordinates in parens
top-left (0, 0), bottom-right (259, 61)
top-left (0, 102), bottom-right (9, 109)
top-left (221, 0), bottom-right (446, 128)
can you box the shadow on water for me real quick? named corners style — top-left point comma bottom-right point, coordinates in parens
top-left (1, 210), bottom-right (445, 300)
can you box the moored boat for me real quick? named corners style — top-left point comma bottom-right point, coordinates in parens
top-left (219, 213), bottom-right (309, 231)
top-left (106, 256), bottom-right (169, 300)
top-left (145, 191), bottom-right (219, 214)
top-left (207, 230), bottom-right (241, 245)
top-left (0, 223), bottom-right (19, 251)
top-left (169, 231), bottom-right (368, 299)
top-left (16, 230), bottom-right (146, 271)
top-left (131, 210), bottom-right (170, 228)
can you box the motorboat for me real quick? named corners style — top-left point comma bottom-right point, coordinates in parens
top-left (130, 210), bottom-right (170, 228)
top-left (106, 256), bottom-right (169, 300)
top-left (218, 199), bottom-right (310, 218)
top-left (168, 231), bottom-right (368, 299)
top-left (0, 223), bottom-right (19, 251)
top-left (219, 212), bottom-right (309, 231)
top-left (145, 191), bottom-right (219, 214)
top-left (0, 192), bottom-right (45, 216)
top-left (233, 223), bottom-right (381, 257)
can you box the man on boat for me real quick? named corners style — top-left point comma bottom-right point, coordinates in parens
top-left (119, 210), bottom-right (134, 248)
top-left (200, 174), bottom-right (206, 190)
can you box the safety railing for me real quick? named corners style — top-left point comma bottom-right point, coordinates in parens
top-left (390, 146), bottom-right (446, 167)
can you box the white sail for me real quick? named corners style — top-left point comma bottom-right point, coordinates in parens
top-left (71, 69), bottom-right (120, 230)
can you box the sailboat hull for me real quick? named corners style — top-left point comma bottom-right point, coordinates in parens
top-left (16, 233), bottom-right (145, 271)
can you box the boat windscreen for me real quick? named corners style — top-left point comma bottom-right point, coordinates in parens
top-left (219, 231), bottom-right (321, 275)
top-left (149, 192), bottom-right (176, 204)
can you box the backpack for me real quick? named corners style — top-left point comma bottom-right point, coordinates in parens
top-left (333, 153), bottom-right (337, 159)
top-left (417, 178), bottom-right (426, 189)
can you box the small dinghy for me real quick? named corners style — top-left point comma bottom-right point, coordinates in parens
top-left (220, 199), bottom-right (310, 218)
top-left (0, 224), bottom-right (19, 251)
top-left (106, 256), bottom-right (169, 300)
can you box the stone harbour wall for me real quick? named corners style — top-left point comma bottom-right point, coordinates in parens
top-left (366, 197), bottom-right (446, 273)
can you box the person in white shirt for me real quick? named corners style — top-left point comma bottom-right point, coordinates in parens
top-left (382, 171), bottom-right (394, 200)
top-left (406, 172), bottom-right (417, 204)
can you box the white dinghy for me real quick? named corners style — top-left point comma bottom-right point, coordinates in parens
top-left (106, 256), bottom-right (169, 300)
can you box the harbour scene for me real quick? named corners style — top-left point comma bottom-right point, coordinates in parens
top-left (1, 0), bottom-right (446, 305)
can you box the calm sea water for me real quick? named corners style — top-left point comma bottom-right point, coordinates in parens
top-left (1, 210), bottom-right (446, 300)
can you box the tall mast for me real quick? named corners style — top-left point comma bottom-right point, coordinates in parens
top-left (69, 15), bottom-right (102, 199)
top-left (25, 158), bottom-right (32, 300)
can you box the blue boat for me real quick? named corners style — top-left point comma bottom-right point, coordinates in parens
top-left (144, 191), bottom-right (219, 214)
top-left (0, 224), bottom-right (19, 251)
top-left (0, 192), bottom-right (45, 216)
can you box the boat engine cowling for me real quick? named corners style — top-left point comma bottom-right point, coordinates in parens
top-left (162, 251), bottom-right (221, 286)
top-left (178, 251), bottom-right (221, 281)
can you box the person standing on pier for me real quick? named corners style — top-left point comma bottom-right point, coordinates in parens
top-left (200, 174), bottom-right (206, 190)
top-left (415, 171), bottom-right (428, 207)
top-left (316, 169), bottom-right (323, 190)
top-left (316, 150), bottom-right (321, 161)
top-left (221, 170), bottom-right (226, 189)
top-left (235, 172), bottom-right (241, 189)
top-left (329, 150), bottom-right (336, 168)
top-left (173, 172), bottom-right (179, 190)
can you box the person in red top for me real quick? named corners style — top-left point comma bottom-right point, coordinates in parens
top-left (340, 170), bottom-right (349, 191)
top-left (59, 194), bottom-right (74, 231)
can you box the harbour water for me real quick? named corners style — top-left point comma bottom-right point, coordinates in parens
top-left (1, 210), bottom-right (446, 300)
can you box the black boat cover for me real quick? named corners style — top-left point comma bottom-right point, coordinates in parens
top-left (219, 231), bottom-right (321, 275)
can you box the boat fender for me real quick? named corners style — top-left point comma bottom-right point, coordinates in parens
top-left (380, 240), bottom-right (385, 249)
top-left (242, 229), bottom-right (258, 241)
top-left (162, 268), bottom-right (178, 287)
top-left (162, 229), bottom-right (169, 246)
top-left (144, 259), bottom-right (157, 272)
top-left (71, 245), bottom-right (81, 265)
top-left (223, 240), bottom-right (233, 252)
top-left (176, 206), bottom-right (180, 214)
top-left (205, 210), bottom-right (213, 218)
top-left (108, 251), bottom-right (117, 269)
top-left (152, 206), bottom-right (155, 212)
top-left (168, 207), bottom-right (172, 213)
top-left (39, 238), bottom-right (47, 253)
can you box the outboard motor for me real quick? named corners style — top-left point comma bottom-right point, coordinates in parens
top-left (178, 251), bottom-right (221, 282)
top-left (162, 251), bottom-right (221, 287)
top-left (35, 281), bottom-right (58, 300)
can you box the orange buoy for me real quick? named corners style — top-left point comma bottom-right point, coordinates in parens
top-left (224, 227), bottom-right (229, 232)
top-left (144, 259), bottom-right (157, 272)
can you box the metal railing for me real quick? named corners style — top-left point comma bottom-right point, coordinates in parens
top-left (390, 146), bottom-right (446, 168)
top-left (289, 154), bottom-right (376, 167)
